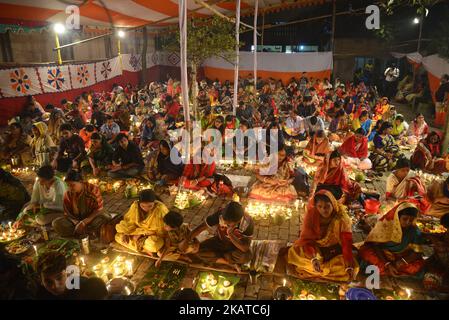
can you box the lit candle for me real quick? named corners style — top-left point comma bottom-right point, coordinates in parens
top-left (8, 221), bottom-right (12, 231)
top-left (201, 283), bottom-right (207, 290)
top-left (283, 279), bottom-right (287, 287)
top-left (114, 265), bottom-right (123, 277)
top-left (223, 280), bottom-right (231, 287)
top-left (294, 200), bottom-right (299, 211)
top-left (80, 257), bottom-right (86, 266)
top-left (405, 288), bottom-right (412, 299)
top-left (33, 245), bottom-right (38, 256)
top-left (218, 288), bottom-right (225, 295)
top-left (93, 264), bottom-right (102, 276)
top-left (125, 259), bottom-right (133, 276)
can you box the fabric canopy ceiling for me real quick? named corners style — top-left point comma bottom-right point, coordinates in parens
top-left (0, 0), bottom-right (326, 28)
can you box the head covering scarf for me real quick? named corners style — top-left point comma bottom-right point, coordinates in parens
top-left (295, 189), bottom-right (351, 247)
top-left (305, 134), bottom-right (331, 156)
top-left (364, 201), bottom-right (418, 244)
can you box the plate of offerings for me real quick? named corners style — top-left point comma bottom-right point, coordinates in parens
top-left (195, 271), bottom-right (240, 300)
top-left (0, 225), bottom-right (26, 243)
top-left (416, 220), bottom-right (447, 234)
top-left (5, 239), bottom-right (32, 255)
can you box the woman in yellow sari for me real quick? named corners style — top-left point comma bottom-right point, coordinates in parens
top-left (115, 189), bottom-right (169, 255)
top-left (287, 190), bottom-right (359, 282)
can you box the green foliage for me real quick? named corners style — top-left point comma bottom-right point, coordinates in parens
top-left (381, 0), bottom-right (442, 15)
top-left (428, 19), bottom-right (449, 60)
top-left (373, 24), bottom-right (396, 43)
top-left (163, 16), bottom-right (243, 69)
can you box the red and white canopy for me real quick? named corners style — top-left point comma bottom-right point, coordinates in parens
top-left (0, 0), bottom-right (326, 28)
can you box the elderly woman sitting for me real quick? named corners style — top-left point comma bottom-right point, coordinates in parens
top-left (287, 190), bottom-right (358, 282)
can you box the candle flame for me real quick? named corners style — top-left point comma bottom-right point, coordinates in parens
top-left (405, 288), bottom-right (411, 299)
top-left (283, 279), bottom-right (287, 287)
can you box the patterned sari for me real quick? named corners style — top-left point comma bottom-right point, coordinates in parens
top-left (314, 154), bottom-right (362, 201)
top-left (358, 202), bottom-right (426, 276)
top-left (63, 182), bottom-right (103, 221)
top-left (369, 134), bottom-right (400, 171)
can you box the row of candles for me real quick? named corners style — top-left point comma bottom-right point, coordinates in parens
top-left (80, 255), bottom-right (135, 282)
top-left (10, 167), bottom-right (34, 174)
top-left (0, 221), bottom-right (25, 242)
top-left (174, 190), bottom-right (207, 210)
top-left (245, 199), bottom-right (305, 220)
top-left (198, 273), bottom-right (232, 297)
top-left (88, 179), bottom-right (153, 195)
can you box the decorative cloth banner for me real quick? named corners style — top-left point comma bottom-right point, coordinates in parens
top-left (95, 56), bottom-right (122, 82)
top-left (70, 63), bottom-right (96, 89)
top-left (38, 65), bottom-right (71, 93)
top-left (122, 53), bottom-right (143, 72)
top-left (203, 51), bottom-right (333, 83)
top-left (0, 67), bottom-right (43, 98)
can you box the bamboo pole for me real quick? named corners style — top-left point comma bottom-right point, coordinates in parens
top-left (253, 0), bottom-right (259, 94)
top-left (54, 33), bottom-right (63, 65)
top-left (233, 0), bottom-right (241, 116)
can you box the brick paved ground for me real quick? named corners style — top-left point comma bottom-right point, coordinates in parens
top-left (14, 167), bottom-right (438, 300)
top-left (10, 101), bottom-right (442, 299)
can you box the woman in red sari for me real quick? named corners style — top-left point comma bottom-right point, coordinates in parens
top-left (411, 131), bottom-right (448, 174)
top-left (312, 150), bottom-right (361, 203)
top-left (339, 128), bottom-right (372, 170)
top-left (180, 147), bottom-right (216, 191)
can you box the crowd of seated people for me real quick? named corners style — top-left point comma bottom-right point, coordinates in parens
top-left (2, 72), bottom-right (449, 298)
